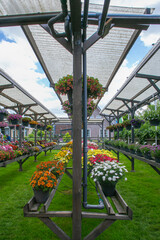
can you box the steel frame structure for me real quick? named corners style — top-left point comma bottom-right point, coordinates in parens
top-left (1, 0), bottom-right (160, 239)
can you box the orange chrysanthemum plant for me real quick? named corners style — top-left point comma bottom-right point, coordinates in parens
top-left (30, 170), bottom-right (57, 192)
top-left (36, 161), bottom-right (65, 179)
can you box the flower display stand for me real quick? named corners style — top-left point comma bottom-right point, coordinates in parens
top-left (24, 169), bottom-right (132, 240)
top-left (105, 145), bottom-right (160, 175)
top-left (0, 146), bottom-right (55, 170)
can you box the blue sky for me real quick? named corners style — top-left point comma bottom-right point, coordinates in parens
top-left (0, 0), bottom-right (160, 117)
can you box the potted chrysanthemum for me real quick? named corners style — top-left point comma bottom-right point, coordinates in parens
top-left (30, 170), bottom-right (58, 203)
top-left (90, 161), bottom-right (128, 197)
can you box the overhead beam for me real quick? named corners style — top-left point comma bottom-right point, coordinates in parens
top-left (136, 73), bottom-right (160, 80)
top-left (116, 97), bottom-right (140, 103)
top-left (41, 24), bottom-right (72, 54)
top-left (98, 0), bottom-right (111, 36)
top-left (0, 84), bottom-right (14, 90)
top-left (0, 12), bottom-right (160, 27)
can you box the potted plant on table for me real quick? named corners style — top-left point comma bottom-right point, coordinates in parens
top-left (150, 145), bottom-right (160, 163)
top-left (140, 144), bottom-right (152, 159)
top-left (0, 108), bottom-right (8, 121)
top-left (7, 114), bottom-right (22, 125)
top-left (30, 170), bottom-right (58, 203)
top-left (90, 161), bottom-right (128, 197)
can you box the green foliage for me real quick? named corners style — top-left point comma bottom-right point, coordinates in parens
top-left (63, 132), bottom-right (71, 142)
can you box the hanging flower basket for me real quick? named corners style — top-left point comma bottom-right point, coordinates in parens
top-left (130, 119), bottom-right (144, 129)
top-left (29, 120), bottom-right (38, 128)
top-left (46, 125), bottom-right (53, 131)
top-left (7, 114), bottom-right (22, 125)
top-left (126, 125), bottom-right (131, 130)
top-left (22, 117), bottom-right (31, 127)
top-left (149, 119), bottom-right (160, 126)
top-left (55, 74), bottom-right (104, 100)
top-left (62, 99), bottom-right (96, 118)
top-left (0, 122), bottom-right (8, 129)
top-left (0, 109), bottom-right (8, 121)
top-left (22, 121), bottom-right (29, 127)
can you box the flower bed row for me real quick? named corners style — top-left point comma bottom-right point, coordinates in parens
top-left (0, 140), bottom-right (57, 162)
top-left (105, 140), bottom-right (160, 163)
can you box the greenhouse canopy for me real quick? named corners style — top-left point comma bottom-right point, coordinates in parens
top-left (100, 39), bottom-right (160, 118)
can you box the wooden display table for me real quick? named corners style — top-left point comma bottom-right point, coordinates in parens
top-left (24, 174), bottom-right (132, 240)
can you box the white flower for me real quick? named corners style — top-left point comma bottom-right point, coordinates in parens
top-left (108, 177), bottom-right (112, 181)
top-left (102, 176), bottom-right (106, 181)
top-left (125, 178), bottom-right (127, 181)
top-left (110, 170), bottom-right (115, 174)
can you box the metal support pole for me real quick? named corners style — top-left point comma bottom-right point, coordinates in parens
top-left (72, 32), bottom-right (82, 240)
top-left (82, 3), bottom-right (104, 211)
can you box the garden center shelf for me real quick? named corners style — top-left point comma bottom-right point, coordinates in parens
top-left (105, 145), bottom-right (160, 175)
top-left (0, 146), bottom-right (54, 171)
top-left (23, 171), bottom-right (132, 240)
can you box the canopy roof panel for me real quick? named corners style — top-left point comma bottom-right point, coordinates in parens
top-left (100, 39), bottom-right (160, 117)
top-left (22, 4), bottom-right (147, 104)
top-left (0, 68), bottom-right (59, 122)
top-left (0, 0), bottom-right (63, 15)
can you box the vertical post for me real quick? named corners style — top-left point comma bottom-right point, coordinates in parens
top-left (117, 111), bottom-right (119, 140)
top-left (131, 101), bottom-right (134, 143)
top-left (131, 101), bottom-right (135, 171)
top-left (45, 120), bottom-right (47, 143)
top-left (155, 99), bottom-right (157, 145)
top-left (109, 116), bottom-right (111, 140)
top-left (19, 107), bottom-right (23, 147)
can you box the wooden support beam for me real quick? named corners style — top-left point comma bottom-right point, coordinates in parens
top-left (65, 169), bottom-right (73, 180)
top-left (83, 220), bottom-right (115, 240)
top-left (39, 217), bottom-right (71, 240)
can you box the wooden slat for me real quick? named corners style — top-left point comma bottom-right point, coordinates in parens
top-left (40, 174), bottom-right (64, 212)
top-left (115, 190), bottom-right (128, 212)
top-left (24, 211), bottom-right (72, 218)
top-left (110, 196), bottom-right (126, 214)
top-left (39, 217), bottom-right (71, 240)
top-left (96, 182), bottom-right (115, 215)
top-left (30, 203), bottom-right (41, 212)
top-left (82, 212), bottom-right (131, 220)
